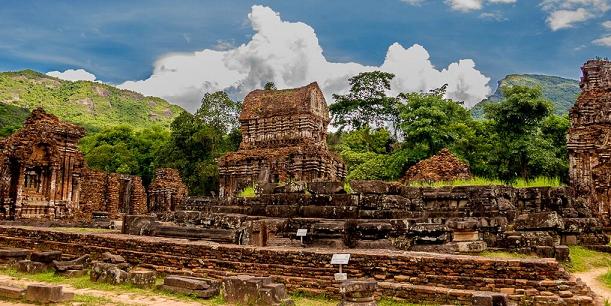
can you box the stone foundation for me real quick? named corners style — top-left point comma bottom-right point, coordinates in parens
top-left (153, 183), bottom-right (608, 252)
top-left (0, 226), bottom-right (596, 305)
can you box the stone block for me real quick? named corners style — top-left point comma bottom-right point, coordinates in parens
top-left (471, 292), bottom-right (507, 306)
top-left (562, 235), bottom-right (578, 245)
top-left (53, 254), bottom-right (90, 272)
top-left (454, 241), bottom-right (487, 253)
top-left (0, 285), bottom-right (25, 299)
top-left (16, 260), bottom-right (48, 273)
top-left (554, 245), bottom-right (570, 262)
top-left (25, 284), bottom-right (72, 303)
top-left (0, 248), bottom-right (31, 262)
top-left (339, 280), bottom-right (377, 305)
top-left (30, 250), bottom-right (62, 263)
top-left (222, 275), bottom-right (293, 306)
top-left (514, 212), bottom-right (564, 230)
top-left (122, 214), bottom-right (156, 235)
top-left (90, 261), bottom-right (128, 285)
top-left (307, 181), bottom-right (345, 194)
top-left (452, 231), bottom-right (479, 242)
top-left (127, 269), bottom-right (157, 288)
top-left (164, 275), bottom-right (219, 290)
top-left (535, 246), bottom-right (555, 258)
top-left (350, 180), bottom-right (400, 194)
top-left (102, 252), bottom-right (126, 264)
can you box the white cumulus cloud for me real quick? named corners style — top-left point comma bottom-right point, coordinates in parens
top-left (46, 69), bottom-right (97, 82)
top-left (118, 5), bottom-right (490, 111)
top-left (593, 35), bottom-right (611, 46)
top-left (541, 0), bottom-right (610, 30)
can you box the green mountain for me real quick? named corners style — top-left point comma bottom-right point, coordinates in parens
top-left (471, 74), bottom-right (580, 118)
top-left (0, 70), bottom-right (185, 136)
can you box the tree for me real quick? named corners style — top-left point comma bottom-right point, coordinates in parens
top-left (397, 86), bottom-right (473, 157)
top-left (195, 91), bottom-right (241, 134)
top-left (157, 93), bottom-right (242, 195)
top-left (330, 71), bottom-right (398, 131)
top-left (79, 125), bottom-right (169, 185)
top-left (484, 86), bottom-right (560, 180)
top-left (264, 82), bottom-right (277, 90)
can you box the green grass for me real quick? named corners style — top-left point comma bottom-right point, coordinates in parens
top-left (238, 186), bottom-right (256, 198)
top-left (478, 251), bottom-right (536, 259)
top-left (408, 176), bottom-right (563, 188)
top-left (600, 270), bottom-right (611, 289)
top-left (512, 177), bottom-right (562, 188)
top-left (566, 246), bottom-right (611, 273)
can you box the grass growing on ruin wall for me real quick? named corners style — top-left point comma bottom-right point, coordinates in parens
top-left (478, 250), bottom-right (536, 259)
top-left (408, 176), bottom-right (563, 188)
top-left (238, 186), bottom-right (257, 198)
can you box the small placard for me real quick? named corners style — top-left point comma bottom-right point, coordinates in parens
top-left (334, 272), bottom-right (348, 281)
top-left (331, 253), bottom-right (350, 265)
top-left (296, 229), bottom-right (308, 237)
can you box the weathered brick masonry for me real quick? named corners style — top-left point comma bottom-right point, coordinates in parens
top-left (0, 226), bottom-right (595, 305)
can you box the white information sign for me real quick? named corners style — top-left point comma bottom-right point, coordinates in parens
top-left (296, 229), bottom-right (308, 237)
top-left (334, 273), bottom-right (348, 281)
top-left (331, 253), bottom-right (351, 265)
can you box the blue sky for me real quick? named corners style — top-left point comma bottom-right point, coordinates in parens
top-left (1, 0), bottom-right (610, 110)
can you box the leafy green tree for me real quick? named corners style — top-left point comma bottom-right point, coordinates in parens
top-left (484, 86), bottom-right (562, 180)
top-left (330, 71), bottom-right (398, 131)
top-left (195, 91), bottom-right (241, 134)
top-left (157, 93), bottom-right (242, 195)
top-left (79, 125), bottom-right (170, 185)
top-left (397, 86), bottom-right (474, 157)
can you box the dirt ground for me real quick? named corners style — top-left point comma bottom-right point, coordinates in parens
top-left (574, 267), bottom-right (611, 304)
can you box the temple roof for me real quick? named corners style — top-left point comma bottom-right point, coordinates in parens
top-left (239, 82), bottom-right (328, 121)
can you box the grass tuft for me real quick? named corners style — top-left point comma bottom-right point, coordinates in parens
top-left (408, 176), bottom-right (563, 188)
top-left (238, 185), bottom-right (256, 198)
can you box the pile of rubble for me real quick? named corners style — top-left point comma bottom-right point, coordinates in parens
top-left (402, 148), bottom-right (472, 183)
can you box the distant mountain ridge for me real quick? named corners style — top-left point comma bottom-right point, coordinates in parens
top-left (471, 74), bottom-right (580, 118)
top-left (0, 69), bottom-right (185, 135)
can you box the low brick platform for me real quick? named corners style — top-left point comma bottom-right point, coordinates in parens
top-left (0, 226), bottom-right (596, 305)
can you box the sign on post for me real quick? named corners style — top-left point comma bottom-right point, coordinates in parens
top-left (296, 229), bottom-right (307, 245)
top-left (331, 253), bottom-right (350, 281)
top-left (331, 253), bottom-right (350, 265)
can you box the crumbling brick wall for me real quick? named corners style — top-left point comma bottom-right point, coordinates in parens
top-left (78, 170), bottom-right (147, 218)
top-left (0, 226), bottom-right (595, 305)
top-left (148, 168), bottom-right (188, 212)
top-left (568, 59), bottom-right (611, 226)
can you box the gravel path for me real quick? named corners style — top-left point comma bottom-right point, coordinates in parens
top-left (574, 267), bottom-right (611, 304)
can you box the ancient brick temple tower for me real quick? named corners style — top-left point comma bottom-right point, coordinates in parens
top-left (568, 59), bottom-right (611, 225)
top-left (0, 108), bottom-right (86, 219)
top-left (218, 82), bottom-right (346, 197)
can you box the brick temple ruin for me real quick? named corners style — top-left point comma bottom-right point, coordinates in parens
top-left (0, 109), bottom-right (152, 219)
top-left (217, 82), bottom-right (346, 197)
top-left (0, 109), bottom-right (86, 219)
top-left (568, 59), bottom-right (611, 226)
